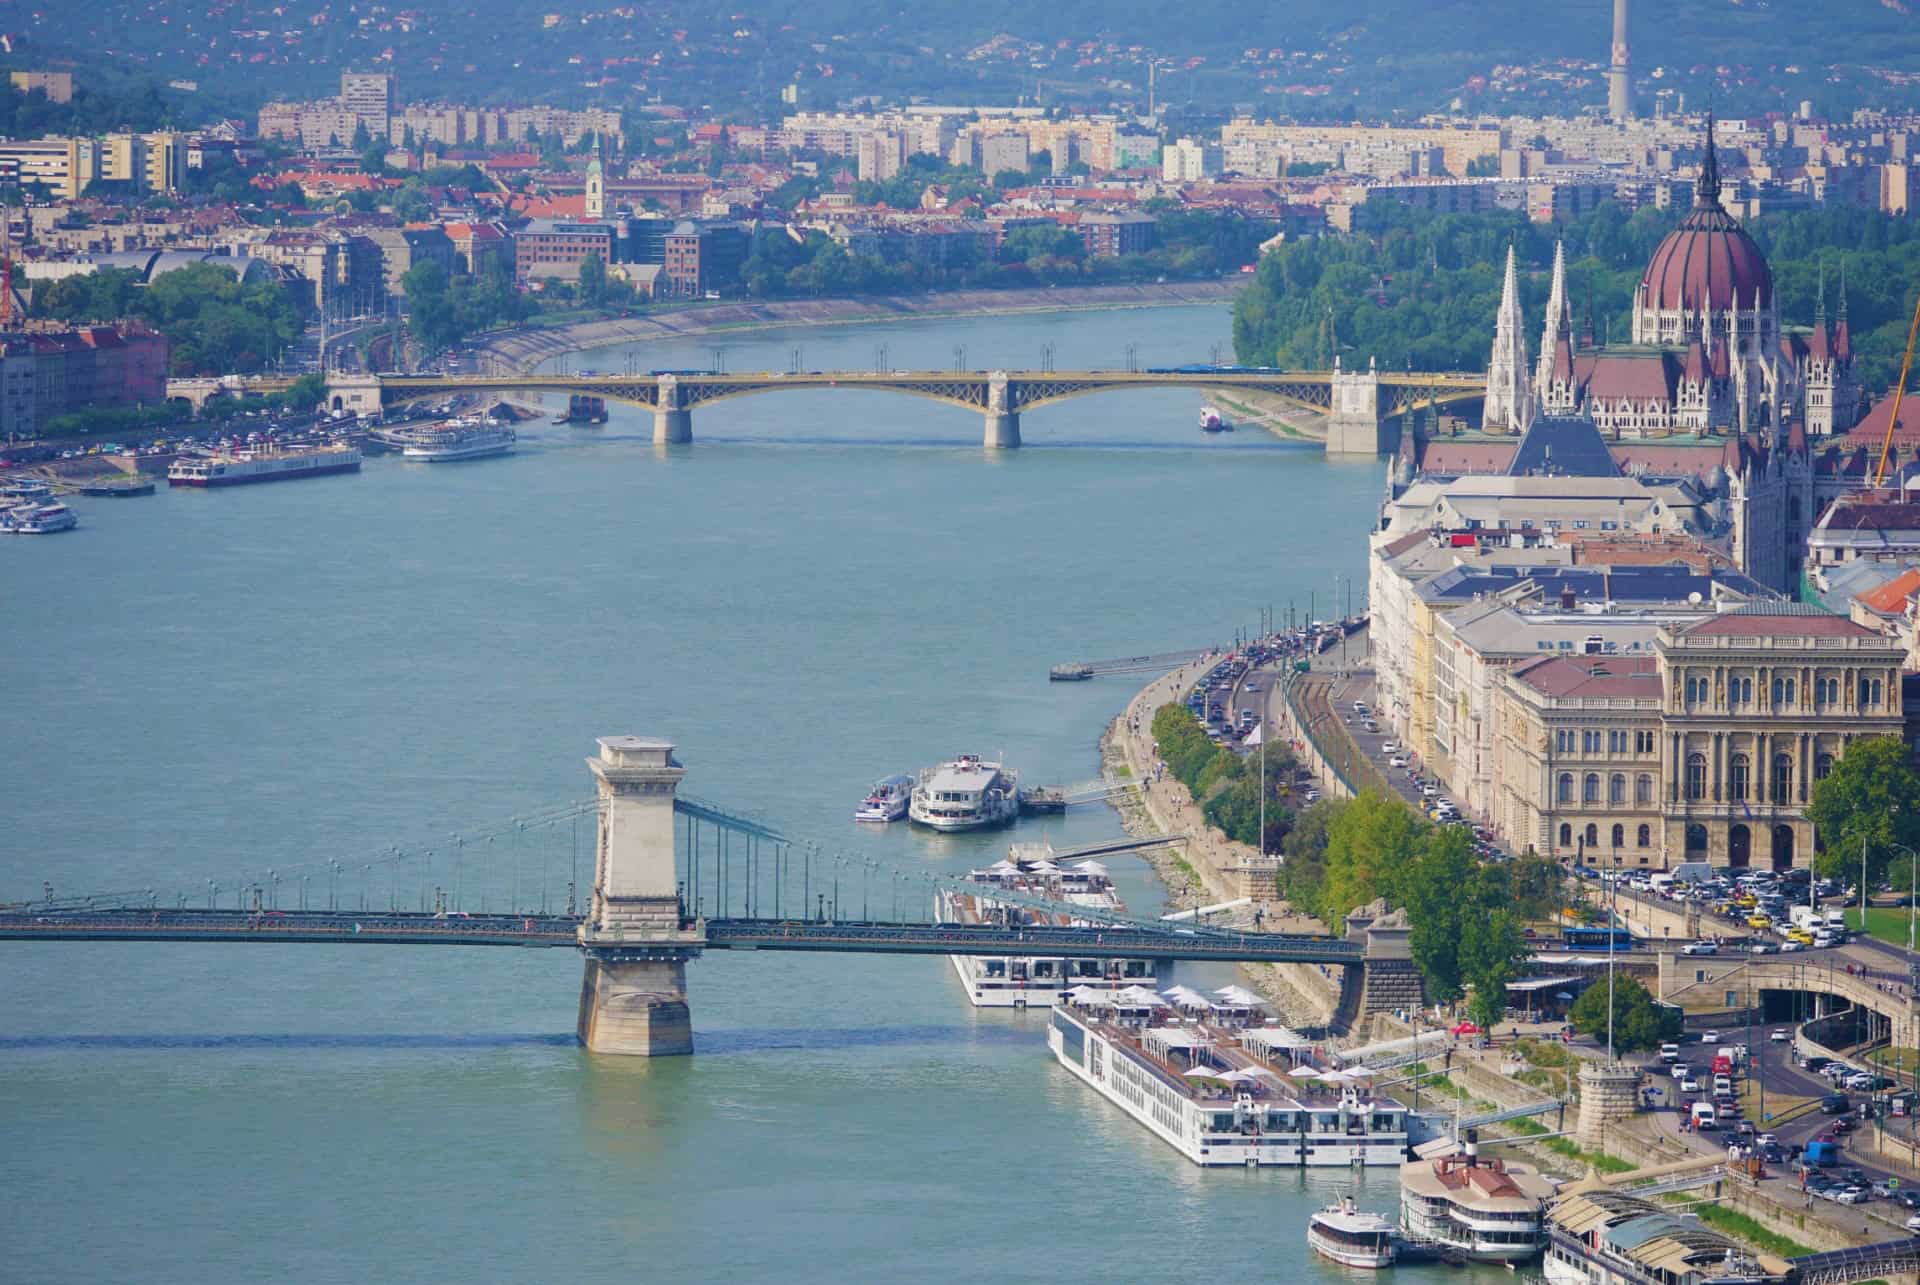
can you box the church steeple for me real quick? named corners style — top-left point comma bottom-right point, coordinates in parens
top-left (1695, 111), bottom-right (1721, 210)
top-left (1484, 244), bottom-right (1532, 433)
top-left (1536, 239), bottom-right (1568, 393)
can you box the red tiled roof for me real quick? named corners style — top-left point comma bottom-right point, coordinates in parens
top-left (1858, 568), bottom-right (1920, 615)
top-left (1579, 352), bottom-right (1678, 403)
top-left (1681, 612), bottom-right (1874, 638)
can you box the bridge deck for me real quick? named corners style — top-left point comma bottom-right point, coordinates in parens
top-left (0, 908), bottom-right (1362, 963)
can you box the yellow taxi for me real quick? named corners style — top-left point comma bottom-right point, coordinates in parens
top-left (1787, 929), bottom-right (1814, 945)
top-left (1746, 913), bottom-right (1773, 929)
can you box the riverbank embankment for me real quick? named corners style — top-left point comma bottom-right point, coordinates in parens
top-left (1100, 661), bottom-right (1344, 1029)
top-left (474, 280), bottom-right (1241, 372)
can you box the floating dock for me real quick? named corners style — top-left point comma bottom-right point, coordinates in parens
top-left (1046, 648), bottom-right (1214, 681)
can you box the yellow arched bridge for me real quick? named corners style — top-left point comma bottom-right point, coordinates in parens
top-left (322, 367), bottom-right (1487, 450)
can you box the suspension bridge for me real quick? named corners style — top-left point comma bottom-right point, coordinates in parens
top-left (320, 363), bottom-right (1485, 452)
top-left (0, 734), bottom-right (1402, 1057)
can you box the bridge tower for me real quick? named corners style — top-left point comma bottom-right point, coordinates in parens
top-left (654, 375), bottom-right (692, 445)
top-left (1325, 359), bottom-right (1389, 455)
top-left (326, 372), bottom-right (385, 418)
top-left (984, 372), bottom-right (1020, 448)
top-left (576, 735), bottom-right (702, 1056)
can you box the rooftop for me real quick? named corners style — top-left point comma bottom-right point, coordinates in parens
top-left (1509, 653), bottom-right (1661, 700)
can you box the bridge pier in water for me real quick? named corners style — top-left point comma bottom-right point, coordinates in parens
top-left (983, 372), bottom-right (1021, 448)
top-left (653, 375), bottom-right (692, 445)
top-left (577, 735), bottom-right (701, 1056)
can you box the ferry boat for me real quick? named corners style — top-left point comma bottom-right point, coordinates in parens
top-left (1199, 405), bottom-right (1232, 432)
top-left (3, 500), bottom-right (77, 533)
top-left (0, 477), bottom-right (53, 500)
top-left (1399, 1142), bottom-right (1555, 1263)
top-left (854, 774), bottom-right (914, 822)
top-left (400, 419), bottom-right (516, 462)
top-left (1308, 1197), bottom-right (1399, 1269)
top-left (168, 442), bottom-right (362, 487)
top-left (908, 755), bottom-right (1019, 831)
top-left (1047, 989), bottom-right (1412, 1167)
top-left (937, 843), bottom-right (1156, 1008)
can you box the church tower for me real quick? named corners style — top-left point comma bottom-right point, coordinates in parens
top-left (585, 135), bottom-right (606, 221)
top-left (1483, 245), bottom-right (1532, 434)
top-left (1535, 239), bottom-right (1568, 395)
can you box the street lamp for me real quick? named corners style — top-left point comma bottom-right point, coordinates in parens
top-left (1889, 843), bottom-right (1920, 953)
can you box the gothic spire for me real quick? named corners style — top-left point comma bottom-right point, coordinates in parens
top-left (1581, 279), bottom-right (1597, 350)
top-left (1536, 239), bottom-right (1568, 393)
top-left (1837, 258), bottom-right (1849, 322)
top-left (1816, 256), bottom-right (1826, 330)
top-left (1484, 244), bottom-right (1532, 433)
top-left (1696, 111), bottom-right (1721, 210)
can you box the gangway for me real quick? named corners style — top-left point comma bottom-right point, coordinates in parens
top-left (1458, 1099), bottom-right (1567, 1130)
top-left (1048, 648), bottom-right (1215, 681)
top-left (1611, 1166), bottom-right (1726, 1199)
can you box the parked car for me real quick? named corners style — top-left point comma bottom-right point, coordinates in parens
top-left (1681, 941), bottom-right (1718, 956)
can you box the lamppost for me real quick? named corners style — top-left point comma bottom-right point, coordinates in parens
top-left (1889, 843), bottom-right (1920, 953)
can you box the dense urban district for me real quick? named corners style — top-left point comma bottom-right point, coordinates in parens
top-left (35, 8), bottom-right (1920, 1285)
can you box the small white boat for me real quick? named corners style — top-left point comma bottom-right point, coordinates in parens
top-left (1308, 1197), bottom-right (1398, 1269)
top-left (854, 774), bottom-right (914, 822)
top-left (8, 501), bottom-right (77, 534)
top-left (1199, 405), bottom-right (1233, 432)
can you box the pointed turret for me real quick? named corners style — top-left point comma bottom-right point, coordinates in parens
top-left (1835, 259), bottom-right (1852, 362)
top-left (1536, 239), bottom-right (1568, 393)
top-left (1484, 245), bottom-right (1532, 433)
top-left (1696, 112), bottom-right (1721, 210)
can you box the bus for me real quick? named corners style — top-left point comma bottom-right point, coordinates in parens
top-left (1561, 926), bottom-right (1637, 952)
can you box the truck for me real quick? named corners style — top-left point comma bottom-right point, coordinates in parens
top-left (1712, 1053), bottom-right (1735, 1078)
top-left (1790, 905), bottom-right (1822, 932)
top-left (1804, 1139), bottom-right (1840, 1167)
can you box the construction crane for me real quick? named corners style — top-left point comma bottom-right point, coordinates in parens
top-left (1872, 286), bottom-right (1920, 488)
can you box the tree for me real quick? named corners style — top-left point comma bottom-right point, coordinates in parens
top-left (1806, 737), bottom-right (1920, 883)
top-left (1568, 974), bottom-right (1678, 1054)
top-left (360, 142), bottom-right (389, 176)
top-left (1511, 855), bottom-right (1567, 921)
top-left (390, 179), bottom-right (433, 223)
top-left (578, 250), bottom-right (608, 308)
top-left (1460, 906), bottom-right (1528, 1029)
top-left (1400, 825), bottom-right (1477, 1001)
top-left (1318, 788), bottom-right (1426, 930)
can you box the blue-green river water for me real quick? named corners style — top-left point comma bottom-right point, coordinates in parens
top-left (0, 302), bottom-right (1492, 1282)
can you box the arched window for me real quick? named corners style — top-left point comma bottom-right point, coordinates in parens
top-left (1686, 822), bottom-right (1708, 852)
top-left (1686, 753), bottom-right (1707, 801)
top-left (1771, 753), bottom-right (1793, 806)
top-left (1827, 677), bottom-right (1840, 705)
top-left (1815, 753), bottom-right (1834, 782)
top-left (1612, 823), bottom-right (1625, 848)
top-left (1784, 678), bottom-right (1796, 706)
top-left (1585, 823), bottom-right (1599, 847)
top-left (1635, 774), bottom-right (1653, 805)
top-left (1559, 823), bottom-right (1572, 847)
top-left (1637, 824), bottom-right (1652, 848)
top-left (1609, 773), bottom-right (1626, 805)
top-left (1583, 773), bottom-right (1600, 804)
top-left (1557, 773), bottom-right (1574, 804)
top-left (1729, 754), bottom-right (1749, 801)
top-left (1772, 677), bottom-right (1785, 707)
top-left (1685, 675), bottom-right (1700, 705)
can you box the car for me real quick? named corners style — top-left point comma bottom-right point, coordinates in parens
top-left (1756, 1132), bottom-right (1778, 1147)
top-left (1660, 1043), bottom-right (1681, 1062)
top-left (1389, 756), bottom-right (1407, 768)
top-left (1680, 1076), bottom-right (1702, 1094)
top-left (1822, 1094), bottom-right (1852, 1115)
top-left (1701, 1030), bottom-right (1721, 1044)
top-left (1671, 1063), bottom-right (1692, 1080)
top-left (1748, 941), bottom-right (1779, 955)
top-left (1833, 1187), bottom-right (1869, 1205)
top-left (1769, 1028), bottom-right (1790, 1043)
top-left (1422, 784), bottom-right (1439, 797)
top-left (1906, 1214), bottom-right (1920, 1233)
top-left (1681, 941), bottom-right (1718, 956)
top-left (1898, 1191), bottom-right (1920, 1211)
top-left (1782, 939), bottom-right (1806, 952)
top-left (1382, 742), bottom-right (1398, 755)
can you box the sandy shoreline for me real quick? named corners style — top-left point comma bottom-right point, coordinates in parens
top-left (472, 279), bottom-right (1241, 371)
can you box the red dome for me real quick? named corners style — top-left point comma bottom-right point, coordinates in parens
top-left (1640, 205), bottom-right (1772, 313)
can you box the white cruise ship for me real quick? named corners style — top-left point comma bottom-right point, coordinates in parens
top-left (168, 442), bottom-right (362, 487)
top-left (1047, 988), bottom-right (1411, 1167)
top-left (399, 419), bottom-right (516, 462)
top-left (1399, 1143), bottom-right (1555, 1262)
top-left (937, 843), bottom-right (1156, 1007)
top-left (908, 755), bottom-right (1019, 831)
top-left (3, 500), bottom-right (78, 533)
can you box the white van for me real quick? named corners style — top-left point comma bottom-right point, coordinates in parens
top-left (1649, 874), bottom-right (1676, 897)
top-left (1691, 1101), bottom-right (1717, 1130)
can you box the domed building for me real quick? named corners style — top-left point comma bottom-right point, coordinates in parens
top-left (1491, 119), bottom-right (1862, 443)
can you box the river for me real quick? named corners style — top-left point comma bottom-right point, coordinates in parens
top-left (0, 302), bottom-right (1492, 1282)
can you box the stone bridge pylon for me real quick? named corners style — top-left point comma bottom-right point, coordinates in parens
top-left (576, 735), bottom-right (704, 1056)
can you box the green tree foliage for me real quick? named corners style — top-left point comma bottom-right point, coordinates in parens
top-left (402, 259), bottom-right (536, 354)
top-left (1149, 704), bottom-right (1297, 851)
top-left (1318, 788), bottom-right (1425, 931)
top-left (577, 250), bottom-right (609, 308)
top-left (1460, 905), bottom-right (1529, 1029)
top-left (32, 263), bottom-right (303, 374)
top-left (1278, 798), bottom-right (1334, 909)
top-left (1806, 737), bottom-right (1920, 883)
top-left (1510, 855), bottom-right (1568, 921)
top-left (1568, 975), bottom-right (1679, 1053)
top-left (1232, 201), bottom-right (1920, 393)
